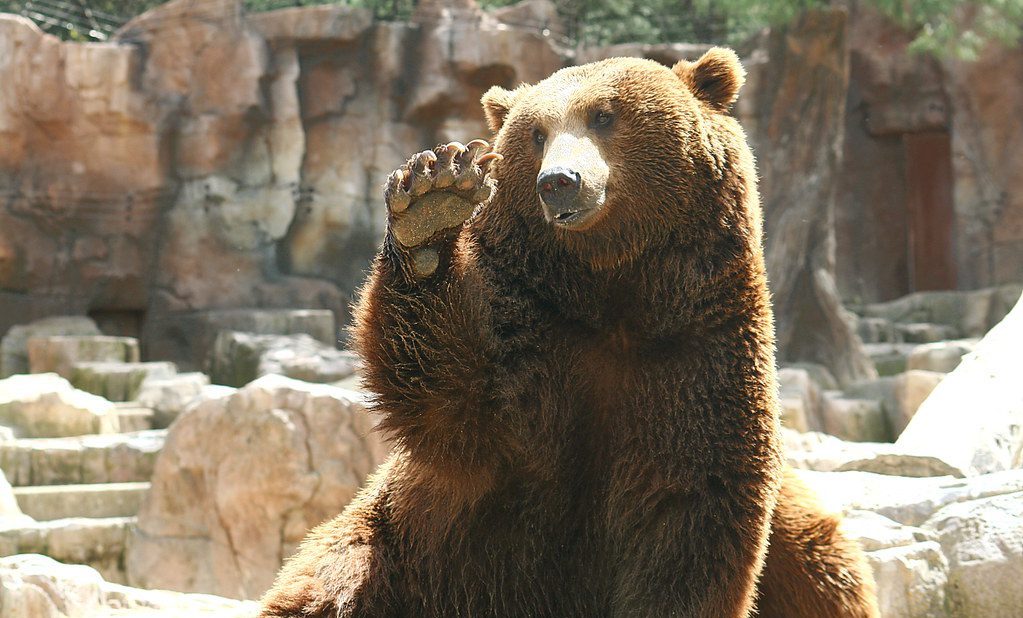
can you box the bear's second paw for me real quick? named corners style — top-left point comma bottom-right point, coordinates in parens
top-left (385, 139), bottom-right (500, 277)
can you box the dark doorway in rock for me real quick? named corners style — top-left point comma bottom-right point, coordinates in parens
top-left (88, 309), bottom-right (145, 341)
top-left (904, 131), bottom-right (956, 292)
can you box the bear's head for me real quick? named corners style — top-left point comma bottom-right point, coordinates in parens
top-left (480, 49), bottom-right (755, 271)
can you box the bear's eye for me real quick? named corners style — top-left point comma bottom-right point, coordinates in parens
top-left (532, 128), bottom-right (546, 146)
top-left (592, 111), bottom-right (613, 128)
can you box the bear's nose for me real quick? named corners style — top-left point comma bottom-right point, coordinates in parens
top-left (536, 167), bottom-right (581, 215)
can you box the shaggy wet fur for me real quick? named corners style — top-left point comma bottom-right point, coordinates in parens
top-left (260, 52), bottom-right (879, 618)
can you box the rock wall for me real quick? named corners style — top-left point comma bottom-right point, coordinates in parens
top-left (3, 0), bottom-right (1020, 380)
top-left (834, 0), bottom-right (1023, 303)
top-left (0, 0), bottom-right (567, 368)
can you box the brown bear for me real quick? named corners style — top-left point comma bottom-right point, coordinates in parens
top-left (260, 50), bottom-right (879, 618)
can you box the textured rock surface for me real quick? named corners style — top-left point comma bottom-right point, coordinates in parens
top-left (737, 9), bottom-right (876, 386)
top-left (26, 336), bottom-right (139, 379)
top-left (923, 492), bottom-right (1023, 617)
top-left (821, 394), bottom-right (887, 442)
top-left (0, 317), bottom-right (100, 378)
top-left (0, 554), bottom-right (258, 617)
top-left (136, 372), bottom-right (211, 428)
top-left (126, 375), bottom-right (389, 599)
top-left (0, 518), bottom-right (133, 584)
top-left (209, 331), bottom-right (357, 387)
top-left (783, 429), bottom-right (959, 477)
top-left (0, 430), bottom-right (164, 486)
top-left (70, 361), bottom-right (177, 402)
top-left (896, 292), bottom-right (1023, 476)
top-left (0, 0), bottom-right (570, 369)
top-left (906, 339), bottom-right (977, 374)
top-left (0, 374), bottom-right (119, 438)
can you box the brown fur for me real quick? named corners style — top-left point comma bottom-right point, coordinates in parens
top-left (260, 51), bottom-right (878, 617)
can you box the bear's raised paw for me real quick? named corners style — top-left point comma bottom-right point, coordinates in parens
top-left (385, 139), bottom-right (500, 277)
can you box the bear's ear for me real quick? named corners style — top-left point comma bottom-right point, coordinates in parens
top-left (672, 47), bottom-right (745, 112)
top-left (481, 85), bottom-right (525, 134)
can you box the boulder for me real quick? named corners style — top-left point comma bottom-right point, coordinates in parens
top-left (0, 374), bottom-right (119, 438)
top-left (0, 554), bottom-right (258, 617)
top-left (845, 370), bottom-right (944, 439)
top-left (26, 336), bottom-right (139, 379)
top-left (896, 292), bottom-right (1023, 476)
top-left (888, 370), bottom-right (944, 437)
top-left (867, 541), bottom-right (949, 618)
top-left (923, 491), bottom-right (1023, 617)
top-left (208, 331), bottom-right (357, 387)
top-left (799, 469), bottom-right (1023, 526)
top-left (895, 322), bottom-right (957, 344)
top-left (906, 339), bottom-right (977, 374)
top-left (137, 372), bottom-right (212, 428)
top-left (0, 430), bottom-right (165, 486)
top-left (127, 375), bottom-right (389, 599)
top-left (0, 317), bottom-right (100, 378)
top-left (0, 518), bottom-right (133, 584)
top-left (70, 361), bottom-right (177, 402)
top-left (783, 429), bottom-right (958, 477)
top-left (857, 285), bottom-right (1022, 338)
top-left (820, 394), bottom-right (887, 442)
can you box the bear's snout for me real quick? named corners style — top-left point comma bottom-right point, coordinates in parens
top-left (537, 167), bottom-right (589, 227)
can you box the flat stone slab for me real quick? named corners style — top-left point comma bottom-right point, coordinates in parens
top-left (71, 362), bottom-right (177, 402)
top-left (1, 316), bottom-right (100, 378)
top-left (0, 516), bottom-right (133, 584)
top-left (13, 482), bottom-right (150, 521)
top-left (0, 374), bottom-right (119, 438)
top-left (0, 553), bottom-right (258, 615)
top-left (0, 430), bottom-right (165, 486)
top-left (27, 336), bottom-right (140, 379)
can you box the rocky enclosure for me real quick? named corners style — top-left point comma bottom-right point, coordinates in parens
top-left (3, 0), bottom-right (1020, 380)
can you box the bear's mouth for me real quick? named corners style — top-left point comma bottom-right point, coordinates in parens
top-left (551, 208), bottom-right (598, 229)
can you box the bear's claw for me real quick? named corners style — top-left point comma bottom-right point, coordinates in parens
top-left (385, 140), bottom-right (499, 277)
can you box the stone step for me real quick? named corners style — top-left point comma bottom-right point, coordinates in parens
top-left (862, 342), bottom-right (919, 377)
top-left (12, 482), bottom-right (150, 521)
top-left (114, 402), bottom-right (155, 432)
top-left (0, 430), bottom-right (165, 486)
top-left (0, 516), bottom-right (133, 584)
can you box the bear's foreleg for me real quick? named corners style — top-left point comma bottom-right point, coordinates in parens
top-left (353, 140), bottom-right (508, 461)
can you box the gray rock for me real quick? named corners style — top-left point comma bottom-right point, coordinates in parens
top-left (922, 491), bottom-right (1023, 618)
top-left (887, 370), bottom-right (944, 437)
top-left (798, 469), bottom-right (1023, 526)
top-left (866, 541), bottom-right (949, 618)
top-left (783, 429), bottom-right (959, 477)
top-left (0, 374), bottom-right (119, 438)
top-left (137, 372), bottom-right (212, 428)
top-left (896, 292), bottom-right (1023, 476)
top-left (26, 336), bottom-right (140, 379)
top-left (906, 339), bottom-right (978, 374)
top-left (896, 322), bottom-right (958, 343)
top-left (208, 331), bottom-right (357, 388)
top-left (0, 430), bottom-right (165, 486)
top-left (0, 554), bottom-right (258, 617)
top-left (70, 361), bottom-right (177, 402)
top-left (0, 316), bottom-right (100, 378)
top-left (821, 394), bottom-right (888, 442)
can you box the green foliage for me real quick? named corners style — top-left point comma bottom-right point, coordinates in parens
top-left (872, 0), bottom-right (1023, 60)
top-left (1, 0), bottom-right (1019, 59)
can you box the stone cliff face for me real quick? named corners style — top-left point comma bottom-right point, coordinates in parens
top-left (0, 0), bottom-right (567, 368)
top-left (834, 0), bottom-right (1023, 303)
top-left (1, 0), bottom-right (1020, 381)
